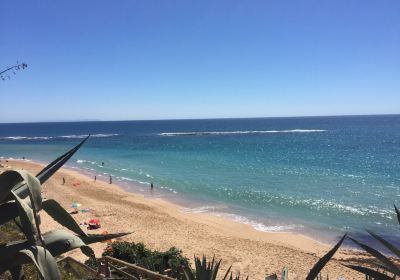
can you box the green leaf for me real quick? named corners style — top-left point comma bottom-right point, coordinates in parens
top-left (19, 246), bottom-right (60, 280)
top-left (42, 199), bottom-right (87, 237)
top-left (0, 201), bottom-right (19, 226)
top-left (394, 205), bottom-right (400, 226)
top-left (35, 135), bottom-right (89, 184)
top-left (11, 136), bottom-right (89, 198)
top-left (0, 171), bottom-right (23, 203)
top-left (344, 264), bottom-right (394, 280)
top-left (306, 233), bottom-right (347, 280)
top-left (11, 190), bottom-right (39, 245)
top-left (81, 232), bottom-right (132, 244)
top-left (349, 237), bottom-right (400, 276)
top-left (9, 265), bottom-right (24, 280)
top-left (43, 229), bottom-right (92, 257)
top-left (221, 265), bottom-right (232, 280)
top-left (366, 229), bottom-right (400, 259)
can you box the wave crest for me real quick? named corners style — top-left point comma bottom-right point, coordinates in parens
top-left (0, 133), bottom-right (119, 141)
top-left (159, 129), bottom-right (327, 136)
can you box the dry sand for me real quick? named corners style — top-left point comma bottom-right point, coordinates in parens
top-left (1, 160), bottom-right (368, 279)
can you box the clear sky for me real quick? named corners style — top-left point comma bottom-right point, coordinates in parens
top-left (1, 0), bottom-right (399, 122)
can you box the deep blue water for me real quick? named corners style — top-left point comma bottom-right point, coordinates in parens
top-left (1, 115), bottom-right (400, 244)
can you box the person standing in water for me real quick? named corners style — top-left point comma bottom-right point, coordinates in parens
top-left (150, 182), bottom-right (154, 190)
top-left (109, 175), bottom-right (112, 184)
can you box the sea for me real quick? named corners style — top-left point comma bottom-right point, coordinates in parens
top-left (1, 115), bottom-right (399, 248)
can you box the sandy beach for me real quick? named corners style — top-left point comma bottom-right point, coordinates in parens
top-left (1, 159), bottom-right (368, 279)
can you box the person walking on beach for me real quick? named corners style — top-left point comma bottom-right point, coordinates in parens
top-left (109, 175), bottom-right (112, 184)
top-left (62, 176), bottom-right (66, 185)
top-left (94, 175), bottom-right (97, 182)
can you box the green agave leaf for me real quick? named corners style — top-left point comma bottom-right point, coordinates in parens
top-left (184, 265), bottom-right (195, 280)
top-left (221, 265), bottom-right (232, 280)
top-left (35, 135), bottom-right (89, 184)
top-left (12, 136), bottom-right (89, 198)
top-left (0, 201), bottom-right (19, 226)
top-left (349, 237), bottom-right (400, 276)
top-left (43, 229), bottom-right (93, 257)
top-left (344, 264), bottom-right (394, 280)
top-left (394, 205), bottom-right (400, 226)
top-left (3, 170), bottom-right (42, 210)
top-left (0, 240), bottom-right (28, 265)
top-left (11, 190), bottom-right (39, 245)
top-left (366, 229), bottom-right (400, 259)
top-left (0, 171), bottom-right (23, 203)
top-left (81, 232), bottom-right (132, 244)
top-left (306, 233), bottom-right (347, 280)
top-left (42, 199), bottom-right (87, 237)
top-left (14, 170), bottom-right (42, 210)
top-left (19, 246), bottom-right (60, 280)
top-left (9, 265), bottom-right (24, 280)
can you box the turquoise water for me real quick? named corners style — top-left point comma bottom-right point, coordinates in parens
top-left (1, 115), bottom-right (399, 244)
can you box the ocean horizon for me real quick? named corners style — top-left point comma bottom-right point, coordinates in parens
top-left (1, 114), bottom-right (399, 247)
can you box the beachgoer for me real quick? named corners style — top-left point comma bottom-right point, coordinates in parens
top-left (109, 175), bottom-right (112, 184)
top-left (62, 176), bottom-right (66, 185)
top-left (94, 175), bottom-right (97, 182)
top-left (150, 182), bottom-right (154, 190)
top-left (102, 162), bottom-right (104, 166)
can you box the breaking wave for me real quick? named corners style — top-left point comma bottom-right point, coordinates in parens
top-left (159, 129), bottom-right (327, 136)
top-left (0, 133), bottom-right (119, 141)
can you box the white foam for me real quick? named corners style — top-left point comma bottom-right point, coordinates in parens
top-left (180, 205), bottom-right (223, 213)
top-left (159, 129), bottom-right (327, 136)
top-left (180, 207), bottom-right (299, 232)
top-left (213, 212), bottom-right (299, 232)
top-left (0, 133), bottom-right (119, 141)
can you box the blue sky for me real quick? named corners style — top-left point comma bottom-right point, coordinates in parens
top-left (1, 0), bottom-right (399, 122)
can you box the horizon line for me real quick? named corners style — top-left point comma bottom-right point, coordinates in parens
top-left (1, 113), bottom-right (399, 124)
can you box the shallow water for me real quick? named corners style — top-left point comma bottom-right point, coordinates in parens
top-left (1, 115), bottom-right (400, 246)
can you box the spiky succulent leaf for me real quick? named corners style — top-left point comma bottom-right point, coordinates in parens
top-left (222, 265), bottom-right (232, 280)
top-left (19, 246), bottom-right (60, 280)
top-left (81, 232), bottom-right (132, 244)
top-left (9, 265), bottom-right (24, 280)
top-left (306, 233), bottom-right (347, 280)
top-left (349, 237), bottom-right (400, 276)
top-left (42, 199), bottom-right (87, 236)
top-left (344, 264), bottom-right (394, 280)
top-left (0, 201), bottom-right (19, 226)
top-left (35, 135), bottom-right (89, 184)
top-left (42, 229), bottom-right (94, 257)
top-left (0, 171), bottom-right (22, 203)
top-left (394, 205), bottom-right (400, 226)
top-left (2, 170), bottom-right (42, 210)
top-left (11, 136), bottom-right (89, 199)
top-left (366, 229), bottom-right (400, 259)
top-left (11, 190), bottom-right (39, 245)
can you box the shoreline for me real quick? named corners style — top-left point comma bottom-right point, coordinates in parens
top-left (2, 159), bottom-right (366, 279)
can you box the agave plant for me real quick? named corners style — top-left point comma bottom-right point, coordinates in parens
top-left (184, 255), bottom-right (233, 280)
top-left (344, 205), bottom-right (400, 279)
top-left (306, 233), bottom-right (347, 280)
top-left (0, 136), bottom-right (131, 279)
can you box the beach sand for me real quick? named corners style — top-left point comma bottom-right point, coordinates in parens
top-left (2, 160), bottom-right (368, 279)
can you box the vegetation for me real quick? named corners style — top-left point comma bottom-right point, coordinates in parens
top-left (0, 137), bottom-right (131, 279)
top-left (0, 62), bottom-right (27, 81)
top-left (86, 241), bottom-right (190, 279)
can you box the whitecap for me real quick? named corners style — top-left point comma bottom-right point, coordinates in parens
top-left (159, 129), bottom-right (327, 136)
